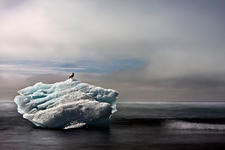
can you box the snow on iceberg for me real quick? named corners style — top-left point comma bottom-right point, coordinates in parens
top-left (14, 79), bottom-right (118, 129)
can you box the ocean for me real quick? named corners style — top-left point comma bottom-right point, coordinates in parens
top-left (1, 100), bottom-right (225, 150)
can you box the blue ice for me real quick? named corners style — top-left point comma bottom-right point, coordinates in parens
top-left (14, 79), bottom-right (118, 129)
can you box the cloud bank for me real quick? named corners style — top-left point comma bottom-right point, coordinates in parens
top-left (1, 0), bottom-right (225, 100)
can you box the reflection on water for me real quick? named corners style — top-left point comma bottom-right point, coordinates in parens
top-left (1, 100), bottom-right (225, 150)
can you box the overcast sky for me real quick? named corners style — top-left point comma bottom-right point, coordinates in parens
top-left (1, 0), bottom-right (225, 101)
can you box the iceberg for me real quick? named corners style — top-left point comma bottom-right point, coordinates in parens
top-left (14, 79), bottom-right (118, 129)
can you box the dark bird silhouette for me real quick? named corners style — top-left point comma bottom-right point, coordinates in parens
top-left (69, 72), bottom-right (74, 79)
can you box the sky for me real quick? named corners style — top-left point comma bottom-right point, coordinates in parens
top-left (1, 0), bottom-right (225, 101)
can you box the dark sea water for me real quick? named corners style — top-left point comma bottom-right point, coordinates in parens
top-left (1, 100), bottom-right (225, 150)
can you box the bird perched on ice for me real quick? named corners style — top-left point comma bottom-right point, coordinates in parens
top-left (69, 72), bottom-right (74, 79)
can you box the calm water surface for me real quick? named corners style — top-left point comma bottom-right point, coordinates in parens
top-left (1, 100), bottom-right (225, 150)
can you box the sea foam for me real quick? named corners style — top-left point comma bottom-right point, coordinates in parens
top-left (165, 121), bottom-right (225, 130)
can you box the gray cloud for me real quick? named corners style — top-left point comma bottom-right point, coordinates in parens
top-left (0, 0), bottom-right (225, 100)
